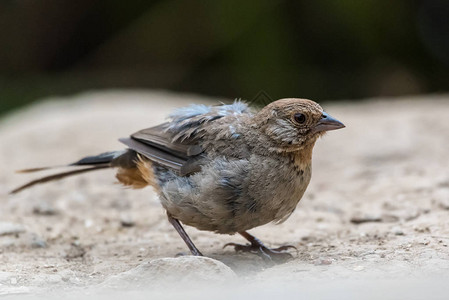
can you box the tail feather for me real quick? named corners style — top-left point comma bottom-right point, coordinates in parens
top-left (70, 151), bottom-right (126, 166)
top-left (16, 166), bottom-right (67, 173)
top-left (11, 150), bottom-right (137, 194)
top-left (15, 151), bottom-right (127, 174)
top-left (10, 165), bottom-right (110, 194)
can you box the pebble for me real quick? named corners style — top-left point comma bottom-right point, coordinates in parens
top-left (350, 215), bottom-right (382, 224)
top-left (32, 202), bottom-right (57, 216)
top-left (120, 215), bottom-right (135, 227)
top-left (0, 222), bottom-right (26, 236)
top-left (30, 234), bottom-right (47, 248)
top-left (353, 266), bottom-right (365, 271)
top-left (314, 258), bottom-right (333, 265)
top-left (64, 243), bottom-right (86, 259)
top-left (381, 214), bottom-right (400, 223)
top-left (84, 219), bottom-right (93, 228)
top-left (391, 227), bottom-right (404, 236)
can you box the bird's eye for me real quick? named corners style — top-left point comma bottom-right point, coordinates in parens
top-left (293, 113), bottom-right (306, 124)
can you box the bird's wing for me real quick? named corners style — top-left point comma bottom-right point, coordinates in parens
top-left (120, 101), bottom-right (250, 176)
top-left (119, 137), bottom-right (187, 172)
top-left (166, 101), bottom-right (250, 142)
top-left (131, 123), bottom-right (203, 158)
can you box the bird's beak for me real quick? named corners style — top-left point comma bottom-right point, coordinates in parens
top-left (312, 112), bottom-right (345, 134)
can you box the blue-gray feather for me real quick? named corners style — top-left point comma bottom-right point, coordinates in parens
top-left (167, 100), bottom-right (250, 142)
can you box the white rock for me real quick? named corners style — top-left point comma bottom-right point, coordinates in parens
top-left (0, 222), bottom-right (25, 236)
top-left (353, 266), bottom-right (365, 271)
top-left (101, 256), bottom-right (236, 289)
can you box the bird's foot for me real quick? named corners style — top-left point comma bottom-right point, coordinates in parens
top-left (223, 242), bottom-right (296, 262)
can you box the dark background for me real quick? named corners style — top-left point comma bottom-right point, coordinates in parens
top-left (1, 0), bottom-right (448, 115)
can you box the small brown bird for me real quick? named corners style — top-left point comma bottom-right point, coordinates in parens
top-left (12, 98), bottom-right (344, 261)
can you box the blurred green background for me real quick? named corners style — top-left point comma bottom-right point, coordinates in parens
top-left (1, 0), bottom-right (448, 115)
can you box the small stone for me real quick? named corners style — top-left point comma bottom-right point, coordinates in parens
top-left (0, 222), bottom-right (26, 236)
top-left (32, 202), bottom-right (57, 216)
top-left (414, 226), bottom-right (430, 233)
top-left (403, 210), bottom-right (421, 221)
top-left (314, 258), bottom-right (332, 265)
top-left (392, 227), bottom-right (404, 236)
top-left (64, 243), bottom-right (86, 259)
top-left (381, 214), bottom-right (400, 223)
top-left (353, 265), bottom-right (365, 271)
top-left (30, 234), bottom-right (47, 248)
top-left (350, 215), bottom-right (382, 224)
top-left (84, 219), bottom-right (93, 228)
top-left (120, 215), bottom-right (135, 227)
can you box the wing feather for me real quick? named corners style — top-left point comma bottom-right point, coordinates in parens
top-left (119, 138), bottom-right (184, 172)
top-left (120, 100), bottom-right (250, 176)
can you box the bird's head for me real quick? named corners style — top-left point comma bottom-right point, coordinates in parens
top-left (254, 98), bottom-right (345, 153)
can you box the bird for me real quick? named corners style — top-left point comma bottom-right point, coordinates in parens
top-left (11, 98), bottom-right (345, 261)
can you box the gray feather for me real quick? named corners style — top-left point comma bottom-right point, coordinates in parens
top-left (71, 150), bottom-right (127, 166)
top-left (119, 137), bottom-right (185, 173)
top-left (167, 100), bottom-right (249, 142)
top-left (10, 165), bottom-right (109, 194)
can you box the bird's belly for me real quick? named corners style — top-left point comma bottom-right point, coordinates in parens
top-left (157, 159), bottom-right (311, 234)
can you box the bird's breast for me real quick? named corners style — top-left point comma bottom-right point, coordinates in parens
top-left (156, 151), bottom-right (313, 234)
top-left (227, 153), bottom-right (312, 230)
top-left (256, 158), bottom-right (312, 224)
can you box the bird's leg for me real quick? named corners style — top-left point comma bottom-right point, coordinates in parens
top-left (224, 231), bottom-right (296, 262)
top-left (167, 213), bottom-right (203, 256)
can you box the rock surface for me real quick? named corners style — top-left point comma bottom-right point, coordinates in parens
top-left (0, 91), bottom-right (448, 298)
top-left (101, 256), bottom-right (235, 290)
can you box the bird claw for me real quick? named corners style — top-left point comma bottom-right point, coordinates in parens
top-left (223, 242), bottom-right (297, 262)
top-left (223, 242), bottom-right (258, 253)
